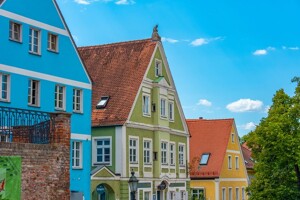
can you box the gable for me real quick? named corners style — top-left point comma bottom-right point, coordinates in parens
top-left (92, 166), bottom-right (116, 178)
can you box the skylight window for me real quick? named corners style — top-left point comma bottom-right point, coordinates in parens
top-left (200, 153), bottom-right (210, 165)
top-left (96, 96), bottom-right (109, 109)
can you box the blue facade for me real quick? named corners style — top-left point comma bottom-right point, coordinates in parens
top-left (0, 0), bottom-right (92, 199)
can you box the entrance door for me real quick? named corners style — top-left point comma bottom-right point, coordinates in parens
top-left (98, 192), bottom-right (106, 200)
top-left (157, 191), bottom-right (160, 200)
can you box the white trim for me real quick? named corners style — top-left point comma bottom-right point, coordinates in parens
top-left (143, 138), bottom-right (153, 166)
top-left (215, 179), bottom-right (220, 200)
top-left (71, 133), bottom-right (91, 140)
top-left (226, 150), bottom-right (240, 154)
top-left (91, 166), bottom-right (118, 179)
top-left (9, 21), bottom-right (22, 42)
top-left (71, 140), bottom-right (83, 169)
top-left (178, 142), bottom-right (186, 169)
top-left (0, 73), bottom-right (10, 102)
top-left (129, 136), bottom-right (139, 166)
top-left (28, 79), bottom-right (40, 107)
top-left (72, 88), bottom-right (83, 113)
top-left (122, 126), bottom-right (127, 176)
top-left (169, 142), bottom-right (176, 169)
top-left (0, 9), bottom-right (68, 36)
top-left (115, 126), bottom-right (123, 175)
top-left (0, 64), bottom-right (92, 89)
top-left (54, 84), bottom-right (66, 111)
top-left (219, 178), bottom-right (248, 182)
top-left (142, 93), bottom-right (151, 117)
top-left (160, 140), bottom-right (169, 167)
top-left (92, 136), bottom-right (112, 166)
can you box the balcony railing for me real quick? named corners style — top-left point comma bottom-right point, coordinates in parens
top-left (0, 106), bottom-right (56, 144)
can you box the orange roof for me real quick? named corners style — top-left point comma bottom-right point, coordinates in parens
top-left (187, 118), bottom-right (234, 178)
top-left (241, 143), bottom-right (254, 170)
top-left (78, 39), bottom-right (157, 126)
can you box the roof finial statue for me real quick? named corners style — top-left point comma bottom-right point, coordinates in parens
top-left (152, 25), bottom-right (161, 41)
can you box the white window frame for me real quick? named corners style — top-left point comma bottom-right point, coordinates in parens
top-left (168, 101), bottom-right (174, 121)
top-left (229, 188), bottom-right (232, 200)
top-left (235, 156), bottom-right (239, 170)
top-left (179, 143), bottom-right (185, 167)
top-left (144, 191), bottom-right (151, 200)
top-left (160, 97), bottom-right (167, 118)
top-left (9, 21), bottom-right (22, 42)
top-left (55, 85), bottom-right (66, 111)
top-left (93, 136), bottom-right (112, 165)
top-left (236, 187), bottom-right (240, 200)
top-left (29, 27), bottom-right (41, 55)
top-left (143, 139), bottom-right (152, 165)
top-left (222, 188), bottom-right (226, 200)
top-left (161, 141), bottom-right (168, 166)
top-left (242, 187), bottom-right (245, 200)
top-left (169, 142), bottom-right (175, 167)
top-left (0, 73), bottom-right (10, 102)
top-left (142, 94), bottom-right (151, 117)
top-left (28, 79), bottom-right (40, 106)
top-left (73, 88), bottom-right (83, 113)
top-left (228, 155), bottom-right (232, 169)
top-left (155, 59), bottom-right (162, 77)
top-left (72, 141), bottom-right (82, 169)
top-left (47, 32), bottom-right (58, 52)
top-left (129, 136), bottom-right (139, 165)
top-left (192, 188), bottom-right (205, 200)
top-left (231, 133), bottom-right (235, 143)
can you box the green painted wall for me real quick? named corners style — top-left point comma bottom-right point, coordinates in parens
top-left (169, 100), bottom-right (184, 131)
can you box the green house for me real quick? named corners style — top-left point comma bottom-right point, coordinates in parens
top-left (78, 29), bottom-right (190, 200)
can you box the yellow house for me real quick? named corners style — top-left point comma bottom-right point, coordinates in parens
top-left (187, 118), bottom-right (248, 200)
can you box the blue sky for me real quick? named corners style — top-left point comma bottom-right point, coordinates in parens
top-left (57, 0), bottom-right (300, 136)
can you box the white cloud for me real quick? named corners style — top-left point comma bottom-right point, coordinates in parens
top-left (74, 0), bottom-right (91, 4)
top-left (115, 0), bottom-right (135, 5)
top-left (241, 122), bottom-right (256, 130)
top-left (161, 37), bottom-right (179, 44)
top-left (226, 99), bottom-right (263, 112)
top-left (190, 36), bottom-right (223, 47)
top-left (264, 105), bottom-right (270, 113)
top-left (253, 49), bottom-right (267, 55)
top-left (197, 99), bottom-right (212, 107)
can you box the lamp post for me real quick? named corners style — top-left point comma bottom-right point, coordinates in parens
top-left (128, 170), bottom-right (139, 200)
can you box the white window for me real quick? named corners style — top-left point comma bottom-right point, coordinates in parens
top-left (144, 140), bottom-right (151, 164)
top-left (95, 138), bottom-right (111, 164)
top-left (55, 85), bottom-right (65, 110)
top-left (169, 101), bottom-right (174, 121)
top-left (48, 33), bottom-right (58, 52)
top-left (169, 191), bottom-right (175, 200)
top-left (0, 73), bottom-right (10, 102)
top-left (192, 189), bottom-right (205, 199)
top-left (142, 94), bottom-right (150, 116)
top-left (72, 141), bottom-right (82, 169)
top-left (236, 188), bottom-right (240, 200)
top-left (160, 98), bottom-right (167, 118)
top-left (235, 156), bottom-right (239, 170)
top-left (73, 89), bottom-right (83, 113)
top-left (28, 79), bottom-right (40, 106)
top-left (179, 144), bottom-right (185, 166)
top-left (29, 28), bottom-right (41, 54)
top-left (242, 188), bottom-right (245, 200)
top-left (169, 143), bottom-right (175, 166)
top-left (229, 188), bottom-right (232, 200)
top-left (130, 138), bottom-right (138, 164)
top-left (155, 59), bottom-right (162, 77)
top-left (231, 133), bottom-right (235, 143)
top-left (180, 191), bottom-right (185, 200)
top-left (9, 21), bottom-right (22, 42)
top-left (144, 191), bottom-right (150, 200)
top-left (222, 188), bottom-right (226, 200)
top-left (228, 155), bottom-right (232, 169)
top-left (161, 142), bottom-right (168, 165)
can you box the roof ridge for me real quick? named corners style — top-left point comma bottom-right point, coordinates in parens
top-left (186, 118), bottom-right (234, 122)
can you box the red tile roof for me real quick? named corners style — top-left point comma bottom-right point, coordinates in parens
top-left (78, 39), bottom-right (157, 126)
top-left (187, 118), bottom-right (234, 178)
top-left (241, 143), bottom-right (254, 170)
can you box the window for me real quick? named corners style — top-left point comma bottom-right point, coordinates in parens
top-left (130, 138), bottom-right (138, 164)
top-left (144, 140), bottom-right (151, 164)
top-left (0, 134), bottom-right (9, 142)
top-left (55, 85), bottom-right (65, 110)
top-left (200, 153), bottom-right (210, 165)
top-left (96, 96), bottom-right (109, 109)
top-left (160, 98), bottom-right (167, 118)
top-left (179, 145), bottom-right (185, 166)
top-left (242, 188), bottom-right (245, 200)
top-left (169, 191), bottom-right (175, 200)
top-left (236, 188), bottom-right (240, 200)
top-left (95, 138), bottom-right (111, 164)
top-left (231, 133), bottom-right (235, 143)
top-left (235, 156), bottom-right (239, 169)
top-left (155, 60), bottom-right (162, 77)
top-left (73, 89), bottom-right (83, 113)
top-left (142, 94), bottom-right (150, 116)
top-left (9, 21), bottom-right (21, 42)
top-left (169, 101), bottom-right (174, 121)
top-left (169, 143), bottom-right (175, 166)
top-left (28, 79), bottom-right (40, 106)
top-left (0, 73), bottom-right (10, 102)
top-left (180, 191), bottom-right (185, 200)
top-left (192, 189), bottom-right (205, 200)
top-left (144, 191), bottom-right (150, 200)
top-left (228, 155), bottom-right (232, 169)
top-left (72, 141), bottom-right (82, 168)
top-left (48, 33), bottom-right (58, 52)
top-left (161, 142), bottom-right (167, 165)
top-left (222, 188), bottom-right (226, 200)
top-left (229, 188), bottom-right (232, 200)
top-left (29, 28), bottom-right (41, 54)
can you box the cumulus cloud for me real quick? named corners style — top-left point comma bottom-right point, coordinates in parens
top-left (197, 99), bottom-right (212, 107)
top-left (161, 37), bottom-right (179, 44)
top-left (226, 99), bottom-right (263, 112)
top-left (115, 0), bottom-right (135, 5)
top-left (253, 46), bottom-right (275, 56)
top-left (241, 122), bottom-right (256, 130)
top-left (190, 36), bottom-right (223, 47)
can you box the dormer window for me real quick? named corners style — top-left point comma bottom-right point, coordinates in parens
top-left (155, 59), bottom-right (162, 77)
top-left (200, 153), bottom-right (210, 165)
top-left (96, 96), bottom-right (109, 109)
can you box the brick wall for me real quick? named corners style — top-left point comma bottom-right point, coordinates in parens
top-left (0, 113), bottom-right (71, 200)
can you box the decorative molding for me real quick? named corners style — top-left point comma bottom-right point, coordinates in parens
top-left (71, 133), bottom-right (91, 140)
top-left (226, 149), bottom-right (240, 154)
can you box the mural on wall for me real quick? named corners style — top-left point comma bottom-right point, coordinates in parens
top-left (0, 156), bottom-right (21, 200)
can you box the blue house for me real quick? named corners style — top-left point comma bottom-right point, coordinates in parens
top-left (0, 0), bottom-right (92, 199)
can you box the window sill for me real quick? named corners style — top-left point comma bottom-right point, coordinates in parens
top-left (73, 110), bottom-right (83, 114)
top-left (55, 108), bottom-right (66, 112)
top-left (29, 51), bottom-right (41, 56)
top-left (93, 163), bottom-right (111, 166)
top-left (47, 49), bottom-right (59, 54)
top-left (28, 104), bottom-right (40, 108)
top-left (143, 113), bottom-right (151, 117)
top-left (9, 38), bottom-right (22, 43)
top-left (0, 99), bottom-right (10, 103)
top-left (144, 163), bottom-right (152, 166)
top-left (72, 167), bottom-right (83, 170)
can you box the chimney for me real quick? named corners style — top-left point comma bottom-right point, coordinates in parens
top-left (151, 25), bottom-right (161, 41)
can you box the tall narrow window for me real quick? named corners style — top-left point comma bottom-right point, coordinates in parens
top-left (235, 156), bottom-right (239, 169)
top-left (236, 188), bottom-right (240, 200)
top-left (48, 33), bottom-right (58, 52)
top-left (55, 85), bottom-right (65, 110)
top-left (228, 155), bottom-right (232, 169)
top-left (179, 145), bottom-right (185, 166)
top-left (142, 94), bottom-right (150, 116)
top-left (9, 21), bottom-right (21, 42)
top-left (229, 188), bottom-right (232, 200)
top-left (95, 138), bottom-right (111, 164)
top-left (242, 188), bottom-right (245, 200)
top-left (0, 74), bottom-right (10, 102)
top-left (231, 133), bottom-right (235, 143)
top-left (72, 141), bottom-right (82, 168)
top-left (222, 188), bottom-right (226, 200)
top-left (160, 98), bottom-right (166, 118)
top-left (169, 143), bottom-right (175, 166)
top-left (130, 138), bottom-right (138, 164)
top-left (144, 191), bottom-right (150, 200)
top-left (28, 79), bottom-right (39, 106)
top-left (169, 101), bottom-right (174, 121)
top-left (161, 142), bottom-right (167, 165)
top-left (73, 89), bottom-right (82, 113)
top-left (155, 60), bottom-right (162, 77)
top-left (144, 140), bottom-right (151, 164)
top-left (29, 28), bottom-right (40, 54)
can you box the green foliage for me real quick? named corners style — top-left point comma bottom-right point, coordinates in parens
top-left (247, 78), bottom-right (300, 200)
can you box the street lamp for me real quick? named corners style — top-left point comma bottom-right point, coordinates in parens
top-left (128, 169), bottom-right (139, 200)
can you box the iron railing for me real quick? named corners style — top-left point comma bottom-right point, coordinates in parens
top-left (0, 106), bottom-right (55, 144)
